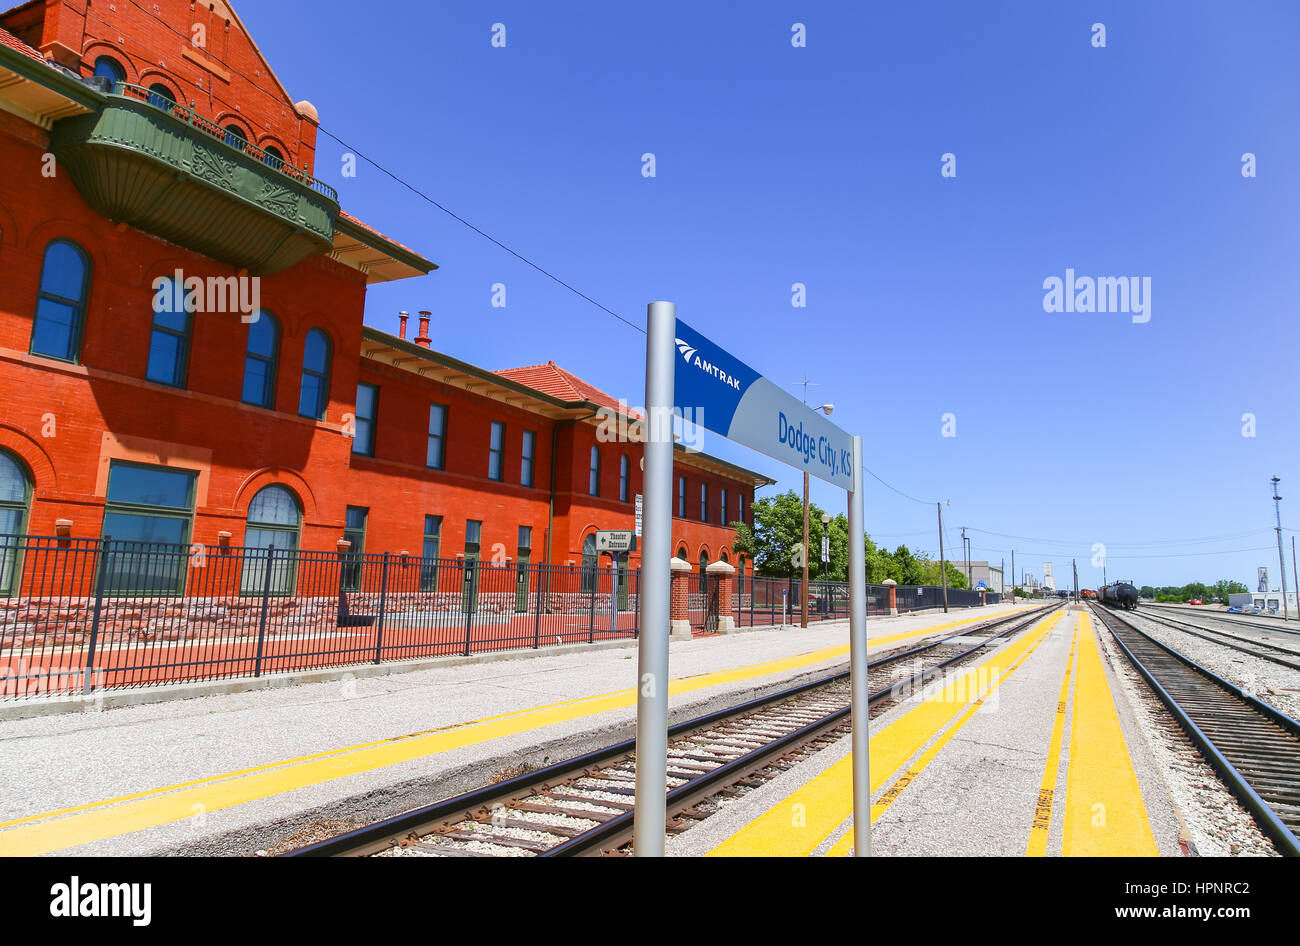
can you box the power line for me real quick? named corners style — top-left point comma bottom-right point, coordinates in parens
top-left (110, 0), bottom-right (642, 335)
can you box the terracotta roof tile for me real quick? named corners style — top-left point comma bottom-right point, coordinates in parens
top-left (0, 23), bottom-right (46, 63)
top-left (496, 361), bottom-right (638, 417)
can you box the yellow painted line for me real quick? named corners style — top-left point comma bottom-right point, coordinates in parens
top-left (1026, 619), bottom-right (1080, 856)
top-left (709, 611), bottom-right (1062, 856)
top-left (1061, 612), bottom-right (1158, 857)
top-left (0, 608), bottom-right (1019, 855)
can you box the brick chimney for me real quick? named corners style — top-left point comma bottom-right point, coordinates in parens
top-left (398, 310), bottom-right (409, 340)
top-left (415, 310), bottom-right (432, 348)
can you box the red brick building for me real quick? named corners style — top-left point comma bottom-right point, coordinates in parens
top-left (0, 0), bottom-right (769, 598)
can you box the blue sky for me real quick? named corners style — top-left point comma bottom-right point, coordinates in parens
top-left (241, 1), bottom-right (1300, 590)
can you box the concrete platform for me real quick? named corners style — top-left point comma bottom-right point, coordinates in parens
top-left (672, 607), bottom-right (1186, 857)
top-left (0, 603), bottom-right (1031, 856)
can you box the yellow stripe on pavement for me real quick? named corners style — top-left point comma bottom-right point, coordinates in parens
top-left (1026, 620), bottom-right (1080, 856)
top-left (0, 608), bottom-right (1020, 855)
top-left (709, 610), bottom-right (1062, 857)
top-left (1061, 612), bottom-right (1158, 857)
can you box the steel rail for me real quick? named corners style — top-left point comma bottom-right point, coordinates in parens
top-left (287, 603), bottom-right (1058, 857)
top-left (1090, 604), bottom-right (1300, 857)
top-left (1126, 609), bottom-right (1300, 670)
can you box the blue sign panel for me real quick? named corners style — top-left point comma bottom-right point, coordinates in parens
top-left (673, 318), bottom-right (853, 490)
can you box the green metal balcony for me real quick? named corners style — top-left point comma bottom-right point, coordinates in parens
top-left (49, 83), bottom-right (339, 275)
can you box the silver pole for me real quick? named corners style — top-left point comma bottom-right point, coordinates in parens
top-left (634, 300), bottom-right (675, 856)
top-left (846, 434), bottom-right (870, 856)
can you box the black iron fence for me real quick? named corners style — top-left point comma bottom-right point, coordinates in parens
top-left (0, 535), bottom-right (998, 700)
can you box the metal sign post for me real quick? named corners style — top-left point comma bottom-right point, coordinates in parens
top-left (632, 308), bottom-right (871, 856)
top-left (845, 434), bottom-right (869, 856)
top-left (633, 301), bottom-right (675, 857)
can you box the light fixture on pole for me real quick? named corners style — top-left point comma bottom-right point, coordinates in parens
top-left (1272, 476), bottom-right (1289, 622)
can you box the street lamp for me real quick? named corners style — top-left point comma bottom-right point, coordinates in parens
top-left (801, 403), bottom-right (834, 628)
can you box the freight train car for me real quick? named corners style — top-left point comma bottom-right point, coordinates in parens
top-left (1097, 581), bottom-right (1140, 610)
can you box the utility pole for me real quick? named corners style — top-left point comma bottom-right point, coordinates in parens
top-left (1072, 559), bottom-right (1079, 603)
top-left (1292, 537), bottom-right (1298, 619)
top-left (937, 502), bottom-right (949, 612)
top-left (1000, 557), bottom-right (1004, 598)
top-left (961, 527), bottom-right (971, 587)
top-left (1273, 476), bottom-right (1289, 622)
top-left (1011, 549), bottom-right (1015, 600)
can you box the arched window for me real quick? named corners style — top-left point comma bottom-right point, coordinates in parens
top-left (588, 446), bottom-right (600, 497)
top-left (721, 550), bottom-right (729, 563)
top-left (263, 145), bottom-right (284, 167)
top-left (92, 56), bottom-right (124, 86)
top-left (146, 277), bottom-right (192, 387)
top-left (240, 485), bottom-right (300, 595)
top-left (699, 550), bottom-right (709, 594)
top-left (298, 328), bottom-right (331, 419)
top-left (619, 454), bottom-right (630, 502)
top-left (0, 450), bottom-right (32, 595)
top-left (581, 533), bottom-right (597, 594)
top-left (241, 311), bottom-right (279, 408)
top-left (676, 546), bottom-right (688, 561)
top-left (224, 124), bottom-right (248, 150)
top-left (31, 239), bottom-right (91, 362)
top-left (147, 82), bottom-right (176, 114)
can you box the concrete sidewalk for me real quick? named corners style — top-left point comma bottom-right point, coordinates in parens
top-left (0, 603), bottom-right (1031, 856)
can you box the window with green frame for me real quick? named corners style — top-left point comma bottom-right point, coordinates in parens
top-left (100, 461), bottom-right (197, 594)
top-left (420, 514), bottom-right (442, 591)
top-left (342, 506), bottom-right (368, 591)
top-left (0, 450), bottom-right (32, 596)
top-left (146, 277), bottom-right (193, 388)
top-left (239, 485), bottom-right (301, 595)
top-left (353, 383), bottom-right (378, 456)
top-left (30, 239), bottom-right (92, 363)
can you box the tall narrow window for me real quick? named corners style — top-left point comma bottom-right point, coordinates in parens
top-left (589, 446), bottom-right (601, 497)
top-left (700, 483), bottom-right (708, 522)
top-left (521, 431), bottom-right (536, 487)
top-left (465, 520), bottom-right (482, 558)
top-left (241, 311), bottom-right (279, 408)
top-left (427, 403), bottom-right (448, 469)
top-left (463, 520), bottom-right (483, 611)
top-left (420, 515), bottom-right (442, 591)
top-left (240, 485), bottom-right (300, 595)
top-left (101, 461), bottom-right (197, 594)
top-left (739, 493), bottom-right (745, 525)
top-left (342, 506), bottom-right (367, 592)
top-left (146, 277), bottom-right (192, 387)
top-left (699, 550), bottom-right (709, 594)
top-left (678, 476), bottom-right (686, 517)
top-left (488, 421), bottom-right (504, 481)
top-left (147, 82), bottom-right (176, 114)
top-left (619, 454), bottom-right (630, 502)
top-left (298, 329), bottom-right (331, 419)
top-left (581, 533), bottom-right (597, 594)
top-left (0, 451), bottom-right (32, 596)
top-left (92, 56), bottom-right (125, 86)
top-left (720, 488), bottom-right (728, 526)
top-left (31, 240), bottom-right (91, 362)
top-left (353, 383), bottom-right (378, 456)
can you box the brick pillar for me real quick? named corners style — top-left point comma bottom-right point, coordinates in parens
top-left (883, 578), bottom-right (898, 616)
top-left (670, 558), bottom-right (693, 640)
top-left (980, 589), bottom-right (987, 607)
top-left (706, 560), bottom-right (737, 633)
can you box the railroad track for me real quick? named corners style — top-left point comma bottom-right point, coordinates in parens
top-left (285, 603), bottom-right (1060, 857)
top-left (1146, 603), bottom-right (1300, 639)
top-left (1090, 603), bottom-right (1300, 856)
top-left (1123, 608), bottom-right (1300, 672)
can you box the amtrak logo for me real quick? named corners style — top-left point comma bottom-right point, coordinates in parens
top-left (676, 338), bottom-right (741, 390)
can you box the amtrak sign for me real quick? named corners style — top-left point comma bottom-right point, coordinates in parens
top-left (673, 318), bottom-right (854, 490)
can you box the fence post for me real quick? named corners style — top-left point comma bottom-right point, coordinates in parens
top-left (253, 546), bottom-right (274, 678)
top-left (462, 559), bottom-right (474, 657)
top-left (588, 567), bottom-right (597, 644)
top-left (532, 563), bottom-right (542, 648)
top-left (374, 551), bottom-right (390, 664)
top-left (82, 537), bottom-right (110, 695)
